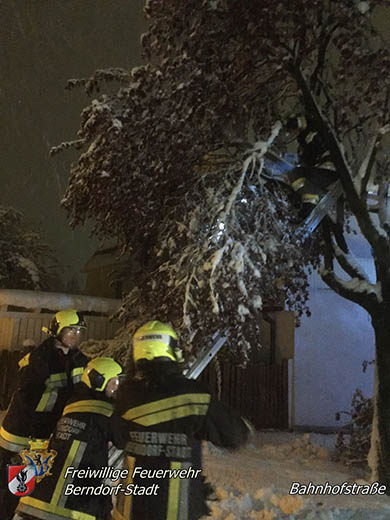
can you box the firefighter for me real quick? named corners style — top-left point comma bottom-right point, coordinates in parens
top-left (285, 114), bottom-right (348, 251)
top-left (0, 309), bottom-right (89, 520)
top-left (113, 320), bottom-right (252, 520)
top-left (285, 114), bottom-right (339, 219)
top-left (15, 356), bottom-right (127, 520)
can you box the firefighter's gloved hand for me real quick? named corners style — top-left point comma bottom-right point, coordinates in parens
top-left (174, 348), bottom-right (185, 363)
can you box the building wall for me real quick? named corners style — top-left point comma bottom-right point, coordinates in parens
top-left (295, 249), bottom-right (375, 428)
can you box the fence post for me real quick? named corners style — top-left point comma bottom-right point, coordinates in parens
top-left (288, 358), bottom-right (295, 429)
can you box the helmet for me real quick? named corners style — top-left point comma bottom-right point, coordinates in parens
top-left (81, 357), bottom-right (122, 391)
top-left (45, 309), bottom-right (87, 337)
top-left (133, 321), bottom-right (181, 364)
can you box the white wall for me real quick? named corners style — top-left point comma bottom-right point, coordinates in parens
top-left (294, 224), bottom-right (376, 428)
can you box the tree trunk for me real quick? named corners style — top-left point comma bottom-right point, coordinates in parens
top-left (371, 310), bottom-right (390, 493)
top-left (368, 361), bottom-right (379, 481)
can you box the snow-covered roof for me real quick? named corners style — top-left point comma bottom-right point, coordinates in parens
top-left (0, 289), bottom-right (121, 315)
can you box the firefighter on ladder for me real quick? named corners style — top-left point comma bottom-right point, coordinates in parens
top-left (285, 114), bottom-right (347, 251)
top-left (113, 320), bottom-right (253, 520)
top-left (285, 114), bottom-right (339, 218)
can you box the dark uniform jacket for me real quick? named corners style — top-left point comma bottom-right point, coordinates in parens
top-left (113, 361), bottom-right (249, 520)
top-left (0, 338), bottom-right (89, 453)
top-left (297, 125), bottom-right (336, 175)
top-left (16, 384), bottom-right (128, 520)
top-left (288, 118), bottom-right (338, 209)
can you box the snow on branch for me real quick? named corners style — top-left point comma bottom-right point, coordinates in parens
top-left (332, 243), bottom-right (369, 283)
top-left (117, 126), bottom-right (316, 360)
top-left (320, 265), bottom-right (382, 311)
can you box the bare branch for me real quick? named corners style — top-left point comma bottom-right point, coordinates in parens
top-left (310, 23), bottom-right (339, 93)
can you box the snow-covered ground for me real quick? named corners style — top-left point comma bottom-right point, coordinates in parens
top-left (201, 431), bottom-right (390, 519)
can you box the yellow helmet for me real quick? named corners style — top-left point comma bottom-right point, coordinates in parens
top-left (133, 321), bottom-right (181, 364)
top-left (45, 309), bottom-right (87, 337)
top-left (81, 357), bottom-right (122, 391)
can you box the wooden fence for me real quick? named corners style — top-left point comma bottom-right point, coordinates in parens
top-left (0, 317), bottom-right (121, 410)
top-left (0, 289), bottom-right (122, 351)
top-left (0, 316), bottom-right (122, 410)
top-left (0, 312), bottom-right (120, 410)
top-left (0, 312), bottom-right (120, 352)
top-left (0, 289), bottom-right (123, 410)
top-left (200, 360), bottom-right (289, 429)
top-left (1, 354), bottom-right (289, 428)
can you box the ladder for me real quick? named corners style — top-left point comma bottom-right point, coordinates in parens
top-left (297, 180), bottom-right (343, 239)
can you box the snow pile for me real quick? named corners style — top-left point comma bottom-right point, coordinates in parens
top-left (202, 431), bottom-right (390, 519)
top-left (207, 486), bottom-right (305, 520)
top-left (205, 485), bottom-right (390, 519)
top-left (261, 433), bottom-right (329, 461)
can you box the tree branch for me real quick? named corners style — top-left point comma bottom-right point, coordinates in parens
top-left (292, 66), bottom-right (390, 260)
top-left (355, 135), bottom-right (378, 198)
top-left (333, 243), bottom-right (368, 282)
top-left (320, 267), bottom-right (381, 312)
top-left (321, 217), bottom-right (367, 281)
top-left (310, 23), bottom-right (339, 94)
top-left (321, 215), bottom-right (335, 272)
top-left (378, 183), bottom-right (390, 233)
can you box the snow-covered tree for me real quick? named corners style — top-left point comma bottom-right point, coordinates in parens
top-left (56, 0), bottom-right (390, 487)
top-left (0, 206), bottom-right (61, 291)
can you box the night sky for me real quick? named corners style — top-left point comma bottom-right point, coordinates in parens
top-left (1, 1), bottom-right (145, 290)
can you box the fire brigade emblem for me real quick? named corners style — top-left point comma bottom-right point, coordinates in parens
top-left (19, 438), bottom-right (57, 483)
top-left (7, 465), bottom-right (35, 496)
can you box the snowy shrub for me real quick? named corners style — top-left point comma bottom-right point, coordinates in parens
top-left (0, 206), bottom-right (61, 291)
top-left (334, 388), bottom-right (373, 469)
